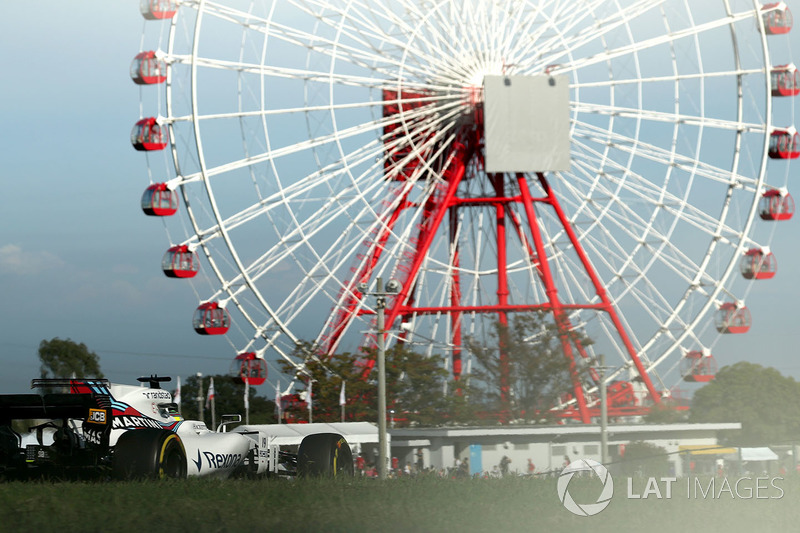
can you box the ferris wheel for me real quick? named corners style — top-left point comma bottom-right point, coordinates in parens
top-left (132, 0), bottom-right (798, 422)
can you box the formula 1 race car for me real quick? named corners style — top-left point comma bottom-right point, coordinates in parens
top-left (0, 376), bottom-right (353, 480)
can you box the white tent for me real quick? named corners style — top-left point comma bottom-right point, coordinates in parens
top-left (739, 447), bottom-right (779, 461)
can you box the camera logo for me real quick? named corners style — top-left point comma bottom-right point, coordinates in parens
top-left (557, 459), bottom-right (614, 517)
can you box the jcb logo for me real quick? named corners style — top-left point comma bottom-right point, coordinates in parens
top-left (88, 409), bottom-right (107, 424)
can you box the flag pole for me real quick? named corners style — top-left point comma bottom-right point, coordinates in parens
top-left (197, 373), bottom-right (204, 425)
top-left (276, 380), bottom-right (282, 424)
top-left (340, 380), bottom-right (346, 423)
top-left (174, 376), bottom-right (182, 414)
top-left (209, 377), bottom-right (216, 430)
top-left (244, 380), bottom-right (250, 425)
top-left (307, 379), bottom-right (313, 423)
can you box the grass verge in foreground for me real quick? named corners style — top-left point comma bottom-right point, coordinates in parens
top-left (1, 475), bottom-right (798, 533)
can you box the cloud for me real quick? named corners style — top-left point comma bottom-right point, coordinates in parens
top-left (0, 244), bottom-right (64, 275)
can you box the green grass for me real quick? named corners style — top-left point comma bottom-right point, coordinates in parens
top-left (1, 475), bottom-right (798, 532)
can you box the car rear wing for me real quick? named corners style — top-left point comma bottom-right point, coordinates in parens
top-left (0, 393), bottom-right (111, 424)
top-left (30, 378), bottom-right (111, 393)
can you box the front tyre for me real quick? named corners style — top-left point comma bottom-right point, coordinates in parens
top-left (112, 429), bottom-right (187, 480)
top-left (297, 433), bottom-right (353, 478)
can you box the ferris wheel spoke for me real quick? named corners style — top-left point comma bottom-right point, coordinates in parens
top-left (187, 110), bottom-right (460, 251)
top-left (558, 171), bottom-right (737, 360)
top-left (178, 102), bottom-right (458, 183)
top-left (284, 6), bottom-right (468, 84)
top-left (206, 126), bottom-right (459, 295)
top-left (189, 139), bottom-right (391, 245)
top-left (170, 91), bottom-right (460, 123)
top-left (570, 67), bottom-right (764, 89)
top-left (572, 120), bottom-right (760, 191)
top-left (549, 232), bottom-right (675, 362)
top-left (199, 0), bottom-right (449, 84)
top-left (574, 102), bottom-right (765, 134)
top-left (565, 150), bottom-right (730, 286)
top-left (554, 223), bottom-right (700, 375)
top-left (520, 0), bottom-right (668, 74)
top-left (204, 186), bottom-right (395, 342)
top-left (570, 166), bottom-right (736, 260)
top-left (266, 207), bottom-right (401, 333)
top-left (176, 55), bottom-right (396, 89)
top-left (513, 0), bottom-right (639, 73)
top-left (295, 0), bottom-right (477, 84)
top-left (547, 6), bottom-right (754, 77)
top-left (307, 185), bottom-right (452, 349)
top-left (569, 134), bottom-right (752, 250)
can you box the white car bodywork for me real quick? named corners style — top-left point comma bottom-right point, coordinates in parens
top-left (82, 381), bottom-right (276, 478)
top-left (4, 378), bottom-right (355, 480)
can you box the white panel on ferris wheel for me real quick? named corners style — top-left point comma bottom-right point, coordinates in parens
top-left (483, 75), bottom-right (570, 173)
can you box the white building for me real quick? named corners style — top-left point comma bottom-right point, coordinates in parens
top-left (389, 423), bottom-right (741, 476)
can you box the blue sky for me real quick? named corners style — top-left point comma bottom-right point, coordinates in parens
top-left (1, 1), bottom-right (800, 396)
top-left (0, 2), bottom-right (234, 393)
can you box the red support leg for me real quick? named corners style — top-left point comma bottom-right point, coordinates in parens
top-left (321, 190), bottom-right (411, 355)
top-left (341, 93), bottom-right (662, 422)
top-left (516, 174), bottom-right (591, 423)
top-left (449, 205), bottom-right (463, 381)
top-left (492, 174), bottom-right (512, 421)
top-left (535, 173), bottom-right (661, 405)
top-left (359, 142), bottom-right (470, 378)
top-left (505, 205), bottom-right (601, 385)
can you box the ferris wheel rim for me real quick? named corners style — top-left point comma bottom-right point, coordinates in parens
top-left (139, 0), bottom-right (792, 405)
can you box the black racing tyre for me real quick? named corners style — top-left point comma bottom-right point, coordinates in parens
top-left (112, 429), bottom-right (187, 480)
top-left (297, 433), bottom-right (354, 478)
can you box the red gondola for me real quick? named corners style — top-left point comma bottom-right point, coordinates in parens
top-left (740, 248), bottom-right (777, 280)
top-left (715, 302), bottom-right (751, 334)
top-left (162, 245), bottom-right (199, 278)
top-left (771, 64), bottom-right (800, 97)
top-left (278, 394), bottom-right (308, 423)
top-left (131, 118), bottom-right (168, 151)
top-left (762, 3), bottom-right (793, 35)
top-left (768, 128), bottom-right (800, 159)
top-left (231, 352), bottom-right (268, 386)
top-left (680, 351), bottom-right (717, 383)
top-left (193, 302), bottom-right (230, 335)
top-left (141, 183), bottom-right (178, 216)
top-left (130, 51), bottom-right (167, 85)
top-left (140, 0), bottom-right (178, 20)
top-left (759, 189), bottom-right (794, 220)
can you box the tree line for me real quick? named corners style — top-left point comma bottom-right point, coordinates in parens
top-left (34, 326), bottom-right (800, 446)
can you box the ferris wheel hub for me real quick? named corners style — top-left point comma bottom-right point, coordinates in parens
top-left (483, 75), bottom-right (571, 173)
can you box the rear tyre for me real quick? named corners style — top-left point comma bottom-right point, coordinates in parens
top-left (297, 433), bottom-right (353, 478)
top-left (112, 429), bottom-right (187, 480)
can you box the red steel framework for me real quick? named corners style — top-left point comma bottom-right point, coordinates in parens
top-left (319, 89), bottom-right (662, 423)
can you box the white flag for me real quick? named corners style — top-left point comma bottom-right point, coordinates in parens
top-left (307, 380), bottom-right (313, 410)
top-left (275, 381), bottom-right (281, 408)
top-left (206, 377), bottom-right (215, 408)
top-left (339, 381), bottom-right (346, 406)
top-left (173, 376), bottom-right (181, 409)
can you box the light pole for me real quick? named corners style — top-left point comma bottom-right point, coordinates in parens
top-left (361, 276), bottom-right (401, 480)
top-left (595, 355), bottom-right (611, 465)
top-left (376, 278), bottom-right (387, 479)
